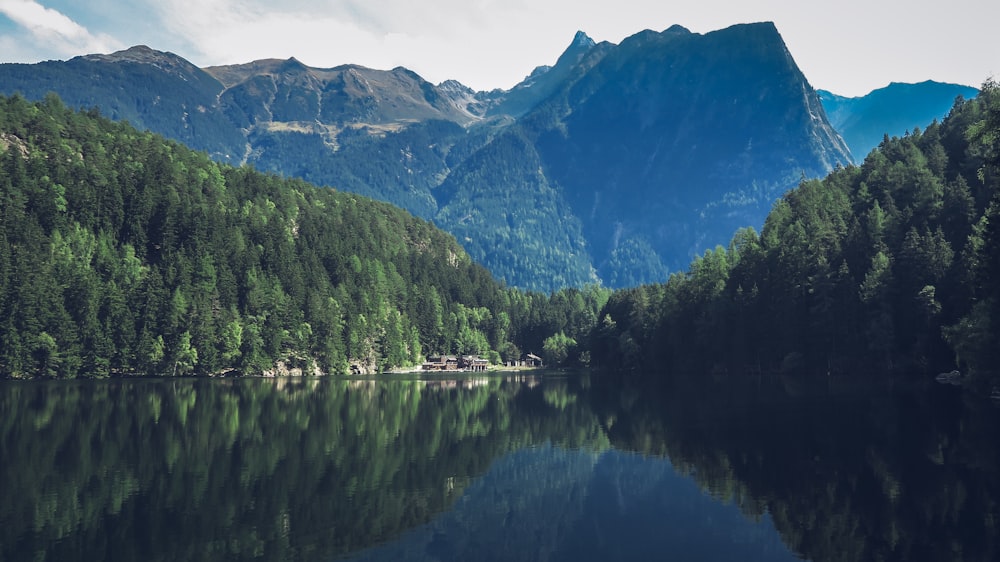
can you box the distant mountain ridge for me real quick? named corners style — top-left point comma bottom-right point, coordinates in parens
top-left (0, 22), bottom-right (854, 290)
top-left (819, 80), bottom-right (979, 160)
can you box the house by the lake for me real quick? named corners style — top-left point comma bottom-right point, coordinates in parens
top-left (421, 355), bottom-right (489, 372)
top-left (504, 353), bottom-right (544, 368)
top-left (523, 353), bottom-right (543, 368)
top-left (463, 356), bottom-right (489, 372)
top-left (422, 355), bottom-right (459, 371)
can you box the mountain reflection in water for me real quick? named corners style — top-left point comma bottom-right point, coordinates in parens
top-left (0, 372), bottom-right (996, 561)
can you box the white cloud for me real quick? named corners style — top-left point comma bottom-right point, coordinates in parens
top-left (145, 0), bottom-right (541, 87)
top-left (0, 0), bottom-right (121, 57)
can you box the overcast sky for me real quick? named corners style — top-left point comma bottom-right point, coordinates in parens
top-left (0, 0), bottom-right (996, 97)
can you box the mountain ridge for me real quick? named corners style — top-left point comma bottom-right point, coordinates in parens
top-left (818, 80), bottom-right (979, 159)
top-left (519, 22), bottom-right (852, 279)
top-left (0, 23), bottom-right (866, 290)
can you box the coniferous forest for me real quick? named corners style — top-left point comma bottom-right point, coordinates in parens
top-left (589, 80), bottom-right (1000, 385)
top-left (1, 79), bottom-right (999, 383)
top-left (0, 93), bottom-right (606, 378)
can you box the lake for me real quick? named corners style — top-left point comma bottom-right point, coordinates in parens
top-left (1, 372), bottom-right (997, 561)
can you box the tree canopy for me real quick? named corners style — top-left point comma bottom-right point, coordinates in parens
top-left (0, 93), bottom-right (607, 378)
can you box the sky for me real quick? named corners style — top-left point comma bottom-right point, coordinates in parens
top-left (0, 0), bottom-right (996, 98)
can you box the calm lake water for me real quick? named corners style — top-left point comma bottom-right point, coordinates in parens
top-left (1, 372), bottom-right (998, 561)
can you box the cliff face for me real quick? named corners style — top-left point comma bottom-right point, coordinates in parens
top-left (501, 23), bottom-right (853, 282)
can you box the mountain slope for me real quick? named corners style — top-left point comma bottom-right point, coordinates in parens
top-left (477, 22), bottom-right (853, 281)
top-left (434, 128), bottom-right (598, 289)
top-left (0, 94), bottom-right (539, 377)
top-left (0, 46), bottom-right (246, 161)
top-left (819, 80), bottom-right (979, 160)
top-left (0, 24), bottom-right (854, 290)
top-left (486, 30), bottom-right (603, 119)
top-left (589, 83), bottom-right (1000, 378)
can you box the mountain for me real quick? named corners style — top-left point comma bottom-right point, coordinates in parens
top-left (819, 80), bottom-right (979, 160)
top-left (589, 84), bottom-right (1000, 378)
top-left (412, 22), bottom-right (853, 288)
top-left (486, 30), bottom-right (602, 119)
top-left (0, 93), bottom-right (573, 378)
top-left (515, 22), bottom-right (852, 283)
top-left (0, 45), bottom-right (246, 161)
top-left (0, 23), bottom-right (853, 290)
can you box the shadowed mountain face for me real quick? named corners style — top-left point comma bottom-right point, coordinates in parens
top-left (512, 22), bottom-right (853, 282)
top-left (819, 81), bottom-right (979, 161)
top-left (0, 23), bottom-right (853, 290)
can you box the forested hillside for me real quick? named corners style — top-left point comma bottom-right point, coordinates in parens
top-left (0, 94), bottom-right (605, 378)
top-left (590, 79), bottom-right (1000, 382)
top-left (0, 24), bottom-right (854, 291)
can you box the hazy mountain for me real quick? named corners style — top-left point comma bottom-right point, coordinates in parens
top-left (486, 30), bottom-right (604, 119)
top-left (819, 80), bottom-right (979, 160)
top-left (0, 23), bottom-right (854, 290)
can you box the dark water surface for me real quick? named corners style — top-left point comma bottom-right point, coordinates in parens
top-left (1, 373), bottom-right (997, 561)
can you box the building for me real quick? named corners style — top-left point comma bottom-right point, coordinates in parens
top-left (421, 355), bottom-right (490, 372)
top-left (461, 356), bottom-right (489, 372)
top-left (523, 353), bottom-right (543, 368)
top-left (422, 356), bottom-right (459, 371)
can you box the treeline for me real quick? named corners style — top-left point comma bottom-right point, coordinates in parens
top-left (590, 79), bottom-right (1000, 381)
top-left (0, 93), bottom-right (607, 378)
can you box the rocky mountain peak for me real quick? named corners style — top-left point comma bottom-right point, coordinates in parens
top-left (76, 45), bottom-right (216, 87)
top-left (80, 45), bottom-right (194, 70)
top-left (556, 31), bottom-right (596, 67)
top-left (664, 24), bottom-right (692, 34)
top-left (570, 31), bottom-right (595, 49)
top-left (279, 57), bottom-right (309, 73)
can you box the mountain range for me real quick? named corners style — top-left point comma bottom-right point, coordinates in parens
top-left (0, 22), bottom-right (968, 290)
top-left (819, 81), bottom-right (980, 160)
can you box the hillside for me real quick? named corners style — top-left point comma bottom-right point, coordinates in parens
top-left (503, 22), bottom-right (852, 284)
top-left (0, 23), bottom-right (853, 291)
top-left (0, 94), bottom-right (606, 378)
top-left (590, 79), bottom-right (1000, 380)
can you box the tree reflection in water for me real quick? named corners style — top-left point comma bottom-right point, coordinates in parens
top-left (1, 372), bottom-right (997, 561)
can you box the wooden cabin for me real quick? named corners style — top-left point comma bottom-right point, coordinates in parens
top-left (523, 353), bottom-right (543, 368)
top-left (422, 355), bottom-right (459, 371)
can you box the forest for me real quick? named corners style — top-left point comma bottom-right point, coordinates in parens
top-left (2, 77), bottom-right (998, 382)
top-left (589, 79), bottom-right (1000, 384)
top-left (0, 93), bottom-right (606, 378)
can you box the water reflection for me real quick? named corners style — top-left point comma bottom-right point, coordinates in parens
top-left (591, 374), bottom-right (1000, 562)
top-left (348, 445), bottom-right (799, 562)
top-left (1, 372), bottom-right (996, 561)
top-left (0, 375), bottom-right (607, 561)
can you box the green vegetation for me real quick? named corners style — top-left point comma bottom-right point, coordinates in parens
top-left (5, 75), bottom-right (997, 382)
top-left (0, 27), bottom-right (857, 292)
top-left (590, 79), bottom-right (1000, 383)
top-left (0, 94), bottom-right (607, 378)
top-left (434, 128), bottom-right (598, 291)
